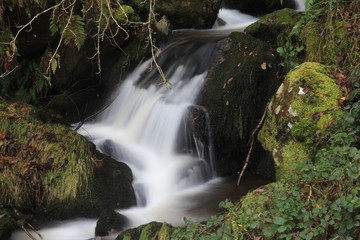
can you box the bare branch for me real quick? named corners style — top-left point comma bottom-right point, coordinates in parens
top-left (46, 0), bottom-right (77, 76)
top-left (237, 103), bottom-right (268, 186)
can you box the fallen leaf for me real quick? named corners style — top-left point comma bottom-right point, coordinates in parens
top-left (261, 62), bottom-right (267, 70)
top-left (0, 131), bottom-right (5, 140)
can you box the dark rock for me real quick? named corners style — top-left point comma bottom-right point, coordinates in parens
top-left (223, 0), bottom-right (296, 16)
top-left (93, 151), bottom-right (137, 211)
top-left (156, 0), bottom-right (222, 29)
top-left (199, 32), bottom-right (282, 178)
top-left (95, 209), bottom-right (128, 237)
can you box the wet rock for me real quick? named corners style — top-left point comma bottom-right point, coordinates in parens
top-left (258, 62), bottom-right (343, 179)
top-left (92, 151), bottom-right (137, 211)
top-left (199, 32), bottom-right (281, 178)
top-left (223, 0), bottom-right (296, 16)
top-left (95, 209), bottom-right (128, 237)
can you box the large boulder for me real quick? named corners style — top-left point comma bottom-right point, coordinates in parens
top-left (0, 98), bottom-right (136, 222)
top-left (199, 32), bottom-right (282, 177)
top-left (223, 0), bottom-right (296, 16)
top-left (258, 62), bottom-right (343, 179)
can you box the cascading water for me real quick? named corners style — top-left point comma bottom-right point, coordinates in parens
top-left (11, 3), bottom-right (306, 240)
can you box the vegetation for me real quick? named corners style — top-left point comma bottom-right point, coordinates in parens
top-left (277, 0), bottom-right (359, 72)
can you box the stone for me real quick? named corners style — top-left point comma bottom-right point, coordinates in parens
top-left (258, 62), bottom-right (343, 179)
top-left (199, 32), bottom-right (281, 178)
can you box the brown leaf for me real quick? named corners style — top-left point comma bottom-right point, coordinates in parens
top-left (0, 131), bottom-right (5, 140)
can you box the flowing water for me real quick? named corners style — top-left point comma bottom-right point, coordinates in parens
top-left (11, 3), bottom-right (305, 240)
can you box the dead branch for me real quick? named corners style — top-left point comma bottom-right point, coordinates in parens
top-left (46, 0), bottom-right (77, 76)
top-left (237, 103), bottom-right (268, 186)
top-left (147, 0), bottom-right (171, 88)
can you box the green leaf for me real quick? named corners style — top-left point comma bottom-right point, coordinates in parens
top-left (278, 225), bottom-right (287, 233)
top-left (273, 216), bottom-right (286, 225)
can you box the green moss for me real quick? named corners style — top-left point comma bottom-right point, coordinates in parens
top-left (245, 8), bottom-right (300, 46)
top-left (0, 98), bottom-right (94, 213)
top-left (258, 62), bottom-right (343, 180)
top-left (287, 62), bottom-right (343, 130)
top-left (301, 21), bottom-right (321, 62)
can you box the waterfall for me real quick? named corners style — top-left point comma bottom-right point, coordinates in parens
top-left (78, 30), bottom-right (220, 227)
top-left (10, 2), bottom-right (307, 239)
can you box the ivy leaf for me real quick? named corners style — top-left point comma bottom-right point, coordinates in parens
top-left (273, 216), bottom-right (286, 225)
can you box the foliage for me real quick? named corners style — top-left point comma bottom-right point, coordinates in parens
top-left (0, 0), bottom-right (155, 103)
top-left (277, 0), bottom-right (359, 72)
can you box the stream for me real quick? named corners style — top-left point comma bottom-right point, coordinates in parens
top-left (10, 2), bottom-right (305, 239)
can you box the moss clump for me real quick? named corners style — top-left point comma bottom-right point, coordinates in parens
top-left (0, 98), bottom-right (94, 215)
top-left (258, 62), bottom-right (343, 179)
top-left (116, 222), bottom-right (171, 240)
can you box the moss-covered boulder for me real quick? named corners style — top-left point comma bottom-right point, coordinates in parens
top-left (223, 0), bottom-right (296, 15)
top-left (0, 98), bottom-right (136, 221)
top-left (258, 62), bottom-right (343, 179)
top-left (199, 32), bottom-right (282, 177)
top-left (245, 8), bottom-right (300, 47)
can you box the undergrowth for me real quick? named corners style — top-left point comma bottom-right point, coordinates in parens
top-left (277, 0), bottom-right (359, 71)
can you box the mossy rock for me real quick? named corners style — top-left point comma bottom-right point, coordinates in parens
top-left (116, 222), bottom-right (172, 240)
top-left (199, 32), bottom-right (281, 177)
top-left (258, 62), bottom-right (343, 179)
top-left (154, 0), bottom-right (222, 29)
top-left (0, 98), bottom-right (136, 221)
top-left (245, 8), bottom-right (300, 47)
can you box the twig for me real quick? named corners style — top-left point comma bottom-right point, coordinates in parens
top-left (26, 223), bottom-right (43, 239)
top-left (147, 0), bottom-right (171, 88)
top-left (21, 225), bottom-right (37, 240)
top-left (8, 1), bottom-right (64, 61)
top-left (0, 65), bottom-right (18, 78)
top-left (46, 0), bottom-right (77, 75)
top-left (237, 103), bottom-right (268, 186)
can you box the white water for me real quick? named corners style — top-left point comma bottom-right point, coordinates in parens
top-left (11, 2), bottom-right (306, 239)
top-left (295, 0), bottom-right (306, 12)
